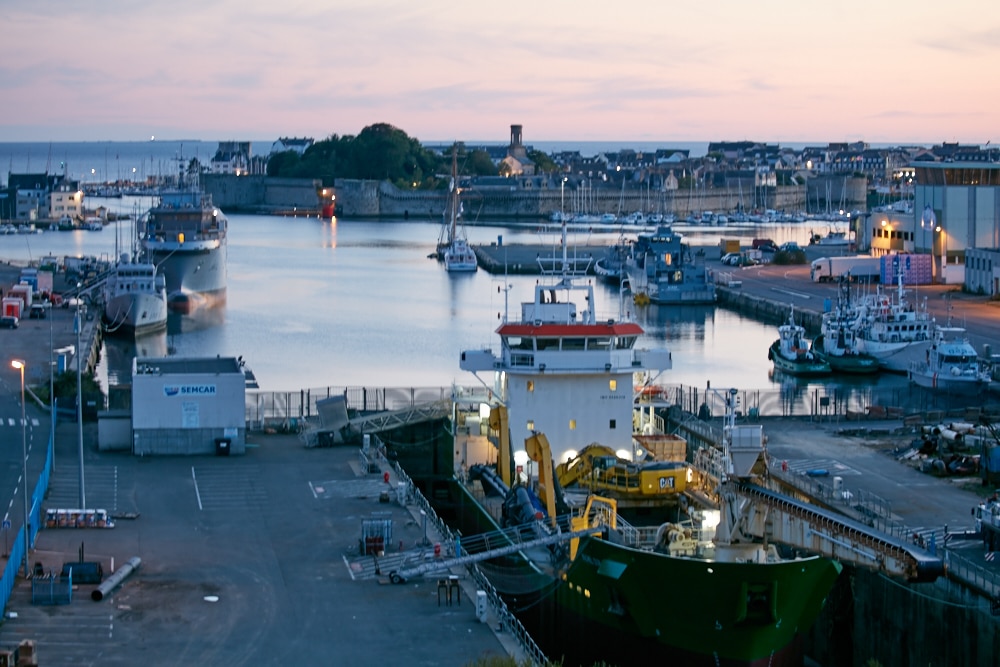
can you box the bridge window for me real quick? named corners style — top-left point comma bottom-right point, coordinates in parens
top-left (527, 380), bottom-right (534, 392)
top-left (587, 337), bottom-right (612, 350)
top-left (562, 337), bottom-right (586, 350)
top-left (569, 420), bottom-right (577, 430)
top-left (615, 336), bottom-right (636, 350)
top-left (536, 338), bottom-right (559, 351)
top-left (609, 380), bottom-right (617, 392)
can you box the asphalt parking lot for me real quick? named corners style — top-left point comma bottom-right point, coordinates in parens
top-left (0, 424), bottom-right (510, 666)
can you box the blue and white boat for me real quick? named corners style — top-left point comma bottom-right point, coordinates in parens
top-left (623, 225), bottom-right (716, 304)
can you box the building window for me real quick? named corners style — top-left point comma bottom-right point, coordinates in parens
top-left (527, 380), bottom-right (534, 392)
top-left (569, 420), bottom-right (576, 430)
top-left (609, 419), bottom-right (616, 429)
top-left (609, 379), bottom-right (617, 391)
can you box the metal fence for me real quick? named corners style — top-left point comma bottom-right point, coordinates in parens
top-left (1, 431), bottom-right (52, 616)
top-left (365, 436), bottom-right (548, 666)
top-left (247, 381), bottom-right (999, 433)
top-left (665, 383), bottom-right (997, 423)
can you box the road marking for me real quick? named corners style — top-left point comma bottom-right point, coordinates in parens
top-left (771, 287), bottom-right (813, 299)
top-left (308, 481), bottom-right (318, 499)
top-left (191, 467), bottom-right (203, 511)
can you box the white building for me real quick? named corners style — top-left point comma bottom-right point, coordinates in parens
top-left (132, 356), bottom-right (247, 455)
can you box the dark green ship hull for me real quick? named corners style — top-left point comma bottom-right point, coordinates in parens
top-left (535, 536), bottom-right (843, 666)
top-left (449, 479), bottom-right (842, 666)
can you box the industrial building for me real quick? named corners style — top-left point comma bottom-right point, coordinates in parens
top-left (131, 356), bottom-right (246, 456)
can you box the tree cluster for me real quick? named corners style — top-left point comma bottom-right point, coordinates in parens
top-left (266, 123), bottom-right (502, 189)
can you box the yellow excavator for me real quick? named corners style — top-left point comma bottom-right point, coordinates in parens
top-left (555, 443), bottom-right (691, 501)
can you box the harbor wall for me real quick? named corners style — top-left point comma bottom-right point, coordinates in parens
top-left (807, 565), bottom-right (1000, 666)
top-left (202, 173), bottom-right (867, 220)
top-left (716, 285), bottom-right (824, 334)
top-left (333, 179), bottom-right (834, 220)
top-left (202, 175), bottom-right (324, 213)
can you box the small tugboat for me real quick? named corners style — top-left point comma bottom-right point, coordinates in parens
top-left (768, 307), bottom-right (831, 376)
top-left (908, 323), bottom-right (991, 394)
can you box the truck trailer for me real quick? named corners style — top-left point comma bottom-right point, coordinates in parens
top-left (810, 256), bottom-right (881, 283)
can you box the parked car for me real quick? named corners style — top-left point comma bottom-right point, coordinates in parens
top-left (29, 303), bottom-right (47, 319)
top-left (721, 252), bottom-right (759, 267)
top-left (0, 315), bottom-right (19, 329)
top-left (779, 241), bottom-right (801, 253)
top-left (753, 238), bottom-right (779, 253)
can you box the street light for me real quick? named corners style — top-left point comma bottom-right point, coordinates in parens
top-left (74, 299), bottom-right (86, 509)
top-left (48, 301), bottom-right (55, 472)
top-left (10, 359), bottom-right (30, 578)
top-left (936, 225), bottom-right (946, 284)
top-left (560, 177), bottom-right (567, 218)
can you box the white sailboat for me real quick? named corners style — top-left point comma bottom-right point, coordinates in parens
top-left (438, 150), bottom-right (477, 273)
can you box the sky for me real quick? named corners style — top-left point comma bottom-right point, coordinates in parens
top-left (1, 1), bottom-right (997, 146)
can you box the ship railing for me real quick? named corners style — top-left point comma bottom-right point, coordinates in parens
top-left (367, 434), bottom-right (548, 666)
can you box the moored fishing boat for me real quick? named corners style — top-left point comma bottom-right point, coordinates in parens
top-left (811, 283), bottom-right (880, 374)
top-left (768, 308), bottom-right (831, 376)
top-left (908, 323), bottom-right (991, 394)
top-left (850, 276), bottom-right (934, 372)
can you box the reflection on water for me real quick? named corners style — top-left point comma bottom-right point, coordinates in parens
top-left (30, 213), bottom-right (973, 414)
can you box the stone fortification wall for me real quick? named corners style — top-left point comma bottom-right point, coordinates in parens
top-left (202, 174), bottom-right (322, 213)
top-left (334, 180), bottom-right (819, 219)
top-left (208, 175), bottom-right (863, 219)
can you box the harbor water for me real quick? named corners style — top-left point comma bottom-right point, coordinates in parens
top-left (1, 205), bottom-right (911, 401)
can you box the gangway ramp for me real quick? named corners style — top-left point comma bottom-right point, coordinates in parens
top-left (304, 399), bottom-right (451, 447)
top-left (733, 480), bottom-right (945, 583)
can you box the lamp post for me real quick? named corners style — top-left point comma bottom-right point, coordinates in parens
top-left (75, 299), bottom-right (86, 509)
top-left (560, 177), bottom-right (567, 219)
top-left (10, 360), bottom-right (30, 578)
top-left (48, 301), bottom-right (55, 471)
top-left (936, 225), bottom-right (946, 285)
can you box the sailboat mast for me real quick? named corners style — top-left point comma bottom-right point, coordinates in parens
top-left (449, 148), bottom-right (458, 244)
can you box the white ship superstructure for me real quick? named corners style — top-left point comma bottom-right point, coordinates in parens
top-left (460, 222), bottom-right (672, 463)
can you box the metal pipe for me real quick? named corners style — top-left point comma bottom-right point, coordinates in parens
top-left (91, 556), bottom-right (141, 601)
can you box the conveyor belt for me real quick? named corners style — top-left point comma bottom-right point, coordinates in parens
top-left (733, 480), bottom-right (945, 582)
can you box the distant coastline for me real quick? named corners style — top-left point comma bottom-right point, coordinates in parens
top-left (1, 139), bottom-right (922, 182)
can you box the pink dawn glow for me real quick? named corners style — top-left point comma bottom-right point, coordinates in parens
top-left (1, 0), bottom-right (997, 145)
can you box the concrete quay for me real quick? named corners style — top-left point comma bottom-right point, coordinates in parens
top-left (0, 424), bottom-right (515, 666)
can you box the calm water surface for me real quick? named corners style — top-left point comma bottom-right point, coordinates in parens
top-left (1, 207), bottom-right (905, 395)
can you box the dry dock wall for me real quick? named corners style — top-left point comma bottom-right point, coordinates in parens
top-left (807, 566), bottom-right (1000, 666)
